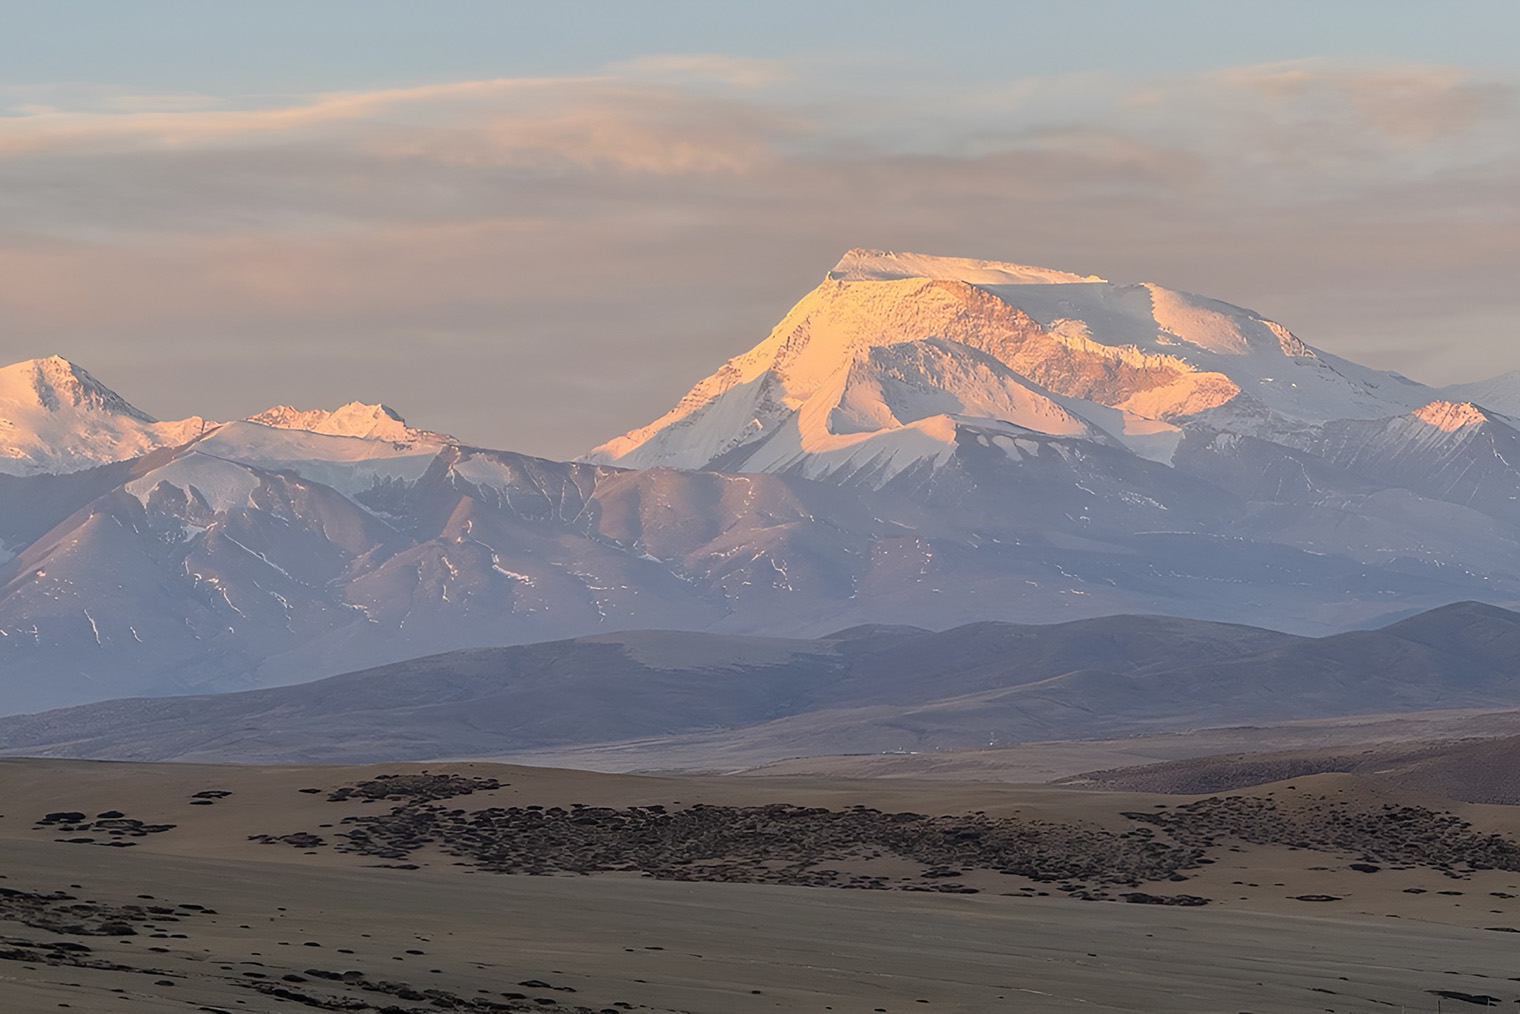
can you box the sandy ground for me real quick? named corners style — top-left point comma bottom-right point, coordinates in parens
top-left (1, 758), bottom-right (1519, 1012)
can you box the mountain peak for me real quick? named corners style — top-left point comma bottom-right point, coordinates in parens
top-left (247, 401), bottom-right (446, 442)
top-left (1412, 400), bottom-right (1490, 431)
top-left (0, 356), bottom-right (211, 475)
top-left (0, 356), bottom-right (156, 422)
top-left (589, 250), bottom-right (1441, 474)
top-left (827, 249), bottom-right (1105, 286)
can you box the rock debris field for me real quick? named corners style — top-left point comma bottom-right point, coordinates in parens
top-left (1125, 794), bottom-right (1520, 875)
top-left (248, 774), bottom-right (1520, 909)
top-left (7, 761), bottom-right (1520, 1011)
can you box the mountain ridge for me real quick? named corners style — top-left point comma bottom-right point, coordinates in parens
top-left (0, 601), bottom-right (1513, 765)
top-left (4, 250), bottom-right (1520, 715)
top-left (0, 355), bottom-right (450, 476)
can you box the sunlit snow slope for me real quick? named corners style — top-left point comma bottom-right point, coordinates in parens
top-left (0, 357), bottom-right (212, 475)
top-left (587, 249), bottom-right (1438, 479)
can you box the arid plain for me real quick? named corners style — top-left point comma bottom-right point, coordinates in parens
top-left (3, 757), bottom-right (1520, 1012)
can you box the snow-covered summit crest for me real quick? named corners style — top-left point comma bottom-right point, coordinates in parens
top-left (0, 356), bottom-right (211, 476)
top-left (587, 249), bottom-right (1443, 475)
top-left (246, 401), bottom-right (448, 443)
top-left (828, 249), bottom-right (1103, 286)
top-left (3, 356), bottom-right (155, 422)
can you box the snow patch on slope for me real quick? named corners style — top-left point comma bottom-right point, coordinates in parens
top-left (826, 339), bottom-right (1093, 439)
top-left (701, 339), bottom-right (1113, 483)
top-left (1146, 284), bottom-right (1252, 355)
top-left (739, 410), bottom-right (966, 481)
top-left (1043, 393), bottom-right (1184, 464)
top-left (193, 422), bottom-right (446, 499)
top-left (125, 451), bottom-right (263, 514)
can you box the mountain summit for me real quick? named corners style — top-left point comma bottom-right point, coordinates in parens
top-left (247, 402), bottom-right (449, 443)
top-left (0, 356), bottom-right (211, 475)
top-left (585, 249), bottom-right (1437, 479)
top-left (0, 358), bottom-right (457, 476)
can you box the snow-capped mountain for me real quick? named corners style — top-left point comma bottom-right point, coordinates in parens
top-left (5, 249), bottom-right (1520, 716)
top-left (0, 355), bottom-right (447, 477)
top-left (1280, 400), bottom-right (1520, 525)
top-left (0, 356), bottom-right (212, 475)
top-left (247, 402), bottom-right (449, 443)
top-left (586, 249), bottom-right (1438, 480)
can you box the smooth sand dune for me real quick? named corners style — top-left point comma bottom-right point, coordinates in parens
top-left (2, 759), bottom-right (1520, 1012)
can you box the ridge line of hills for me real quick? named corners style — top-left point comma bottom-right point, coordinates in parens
top-left (2, 599), bottom-right (1518, 766)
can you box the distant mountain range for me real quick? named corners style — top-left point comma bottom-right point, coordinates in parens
top-left (2, 600), bottom-right (1517, 765)
top-left (4, 249), bottom-right (1520, 714)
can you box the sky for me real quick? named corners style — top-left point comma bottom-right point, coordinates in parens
top-left (1, 1), bottom-right (1518, 457)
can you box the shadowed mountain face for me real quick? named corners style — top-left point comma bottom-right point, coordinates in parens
top-left (6, 251), bottom-right (1520, 714)
top-left (2, 601), bottom-right (1518, 765)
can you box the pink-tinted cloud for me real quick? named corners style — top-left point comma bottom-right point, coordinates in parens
top-left (0, 75), bottom-right (793, 178)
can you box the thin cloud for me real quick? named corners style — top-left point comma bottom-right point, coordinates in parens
top-left (0, 75), bottom-right (794, 176)
top-left (609, 53), bottom-right (792, 87)
top-left (1223, 61), bottom-right (1514, 140)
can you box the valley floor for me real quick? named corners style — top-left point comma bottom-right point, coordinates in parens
top-left (1, 758), bottom-right (1518, 1012)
